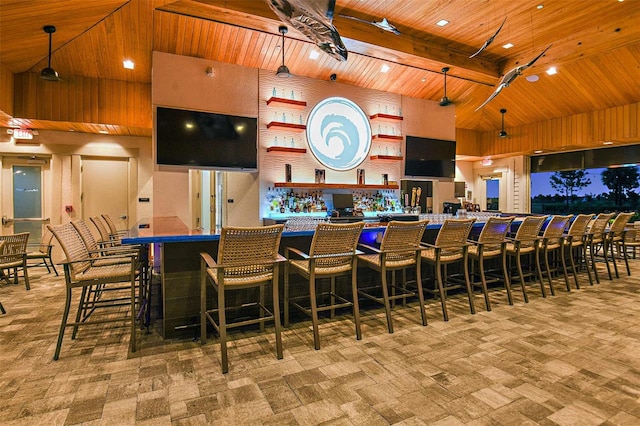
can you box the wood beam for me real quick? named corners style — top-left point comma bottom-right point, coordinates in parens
top-left (157, 0), bottom-right (500, 85)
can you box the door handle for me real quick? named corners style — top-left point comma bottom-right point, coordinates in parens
top-left (119, 215), bottom-right (128, 220)
top-left (2, 216), bottom-right (13, 226)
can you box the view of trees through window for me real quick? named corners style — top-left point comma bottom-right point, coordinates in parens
top-left (531, 165), bottom-right (640, 219)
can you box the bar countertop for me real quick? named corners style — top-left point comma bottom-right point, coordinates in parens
top-left (121, 215), bottom-right (504, 245)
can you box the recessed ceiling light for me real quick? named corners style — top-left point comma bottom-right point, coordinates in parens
top-left (380, 64), bottom-right (390, 73)
top-left (308, 50), bottom-right (320, 60)
top-left (537, 4), bottom-right (544, 9)
top-left (603, 141), bottom-right (613, 145)
top-left (98, 130), bottom-right (109, 134)
top-left (502, 43), bottom-right (514, 49)
top-left (546, 66), bottom-right (557, 75)
top-left (526, 74), bottom-right (540, 82)
top-left (421, 77), bottom-right (426, 82)
top-left (436, 19), bottom-right (449, 27)
top-left (534, 150), bottom-right (543, 154)
top-left (123, 59), bottom-right (134, 69)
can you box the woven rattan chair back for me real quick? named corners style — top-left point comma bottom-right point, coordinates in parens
top-left (609, 212), bottom-right (634, 234)
top-left (542, 215), bottom-right (572, 239)
top-left (90, 216), bottom-right (112, 242)
top-left (589, 213), bottom-right (615, 242)
top-left (567, 214), bottom-right (594, 236)
top-left (217, 225), bottom-right (284, 282)
top-left (477, 216), bottom-right (515, 244)
top-left (48, 223), bottom-right (92, 279)
top-left (101, 214), bottom-right (119, 235)
top-left (0, 232), bottom-right (30, 265)
top-left (434, 218), bottom-right (476, 256)
top-left (71, 219), bottom-right (100, 253)
top-left (308, 222), bottom-right (365, 269)
top-left (379, 220), bottom-right (428, 263)
top-left (513, 216), bottom-right (547, 241)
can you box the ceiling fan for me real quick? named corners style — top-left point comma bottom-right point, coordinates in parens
top-left (498, 109), bottom-right (508, 138)
top-left (276, 26), bottom-right (291, 78)
top-left (439, 67), bottom-right (453, 107)
top-left (40, 25), bottom-right (60, 81)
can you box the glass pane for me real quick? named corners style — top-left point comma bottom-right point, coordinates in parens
top-left (13, 165), bottom-right (43, 244)
top-left (486, 179), bottom-right (500, 211)
top-left (13, 165), bottom-right (42, 219)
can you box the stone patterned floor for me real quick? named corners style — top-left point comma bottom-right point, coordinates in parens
top-left (1, 258), bottom-right (640, 425)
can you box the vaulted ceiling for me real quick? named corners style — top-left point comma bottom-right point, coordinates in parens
top-left (1, 0), bottom-right (639, 137)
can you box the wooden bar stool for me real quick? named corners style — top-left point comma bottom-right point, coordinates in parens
top-left (285, 221), bottom-right (364, 349)
top-left (505, 216), bottom-right (547, 302)
top-left (538, 215), bottom-right (573, 295)
top-left (563, 214), bottom-right (595, 289)
top-left (468, 216), bottom-right (515, 310)
top-left (586, 213), bottom-right (615, 283)
top-left (358, 220), bottom-right (428, 333)
top-left (200, 224), bottom-right (284, 373)
top-left (604, 212), bottom-right (634, 279)
top-left (421, 218), bottom-right (476, 322)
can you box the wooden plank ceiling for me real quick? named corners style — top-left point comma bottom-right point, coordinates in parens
top-left (0, 0), bottom-right (639, 138)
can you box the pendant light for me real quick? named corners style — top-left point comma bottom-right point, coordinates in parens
top-left (276, 26), bottom-right (291, 78)
top-left (40, 25), bottom-right (60, 81)
top-left (439, 67), bottom-right (452, 106)
top-left (498, 108), bottom-right (508, 138)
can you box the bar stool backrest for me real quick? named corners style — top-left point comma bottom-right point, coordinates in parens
top-left (589, 213), bottom-right (615, 240)
top-left (90, 216), bottom-right (111, 242)
top-left (434, 218), bottom-right (476, 256)
top-left (542, 215), bottom-right (572, 239)
top-left (379, 220), bottom-right (428, 262)
top-left (48, 223), bottom-right (91, 279)
top-left (513, 216), bottom-right (547, 241)
top-left (71, 219), bottom-right (100, 253)
top-left (101, 214), bottom-right (119, 235)
top-left (609, 212), bottom-right (634, 233)
top-left (0, 232), bottom-right (29, 264)
top-left (217, 225), bottom-right (284, 281)
top-left (567, 214), bottom-right (594, 236)
top-left (477, 216), bottom-right (515, 244)
top-left (309, 222), bottom-right (364, 268)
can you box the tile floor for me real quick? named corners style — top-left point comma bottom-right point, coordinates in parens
top-left (1, 258), bottom-right (640, 425)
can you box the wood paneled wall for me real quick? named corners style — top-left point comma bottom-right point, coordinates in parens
top-left (479, 101), bottom-right (640, 157)
top-left (0, 63), bottom-right (14, 116)
top-left (12, 72), bottom-right (151, 129)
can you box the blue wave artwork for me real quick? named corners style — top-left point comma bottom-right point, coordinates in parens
top-left (312, 114), bottom-right (361, 169)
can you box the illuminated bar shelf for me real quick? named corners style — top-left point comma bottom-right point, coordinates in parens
top-left (266, 146), bottom-right (307, 153)
top-left (370, 155), bottom-right (403, 161)
top-left (369, 113), bottom-right (403, 121)
top-left (266, 97), bottom-right (307, 108)
top-left (372, 134), bottom-right (403, 141)
top-left (266, 122), bottom-right (306, 131)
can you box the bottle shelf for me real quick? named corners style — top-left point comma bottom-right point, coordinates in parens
top-left (370, 155), bottom-right (403, 161)
top-left (372, 134), bottom-right (403, 141)
top-left (369, 113), bottom-right (404, 121)
top-left (266, 97), bottom-right (307, 108)
top-left (266, 146), bottom-right (307, 154)
top-left (266, 122), bottom-right (306, 131)
top-left (274, 182), bottom-right (399, 190)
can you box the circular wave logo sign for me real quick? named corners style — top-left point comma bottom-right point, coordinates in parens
top-left (306, 97), bottom-right (372, 171)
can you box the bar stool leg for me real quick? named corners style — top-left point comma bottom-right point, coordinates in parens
top-left (501, 250), bottom-right (513, 305)
top-left (535, 247), bottom-right (547, 297)
top-left (351, 263), bottom-right (362, 339)
top-left (477, 254), bottom-right (491, 311)
top-left (380, 265), bottom-right (394, 333)
top-left (309, 272), bottom-right (321, 350)
top-left (272, 267), bottom-right (283, 360)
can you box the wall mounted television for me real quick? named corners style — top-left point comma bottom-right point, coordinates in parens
top-left (404, 136), bottom-right (456, 178)
top-left (155, 106), bottom-right (258, 171)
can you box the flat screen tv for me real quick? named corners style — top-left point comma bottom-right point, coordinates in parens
top-left (155, 106), bottom-right (258, 171)
top-left (404, 136), bottom-right (456, 178)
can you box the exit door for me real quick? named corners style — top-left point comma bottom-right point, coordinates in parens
top-left (81, 157), bottom-right (129, 231)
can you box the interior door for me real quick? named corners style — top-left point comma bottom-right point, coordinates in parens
top-left (81, 157), bottom-right (129, 231)
top-left (1, 156), bottom-right (49, 241)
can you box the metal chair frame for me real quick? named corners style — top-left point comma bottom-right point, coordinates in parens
top-left (200, 224), bottom-right (284, 373)
top-left (285, 221), bottom-right (364, 348)
top-left (358, 220), bottom-right (428, 333)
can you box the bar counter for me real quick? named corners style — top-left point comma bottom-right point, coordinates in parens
top-left (122, 216), bottom-right (496, 338)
